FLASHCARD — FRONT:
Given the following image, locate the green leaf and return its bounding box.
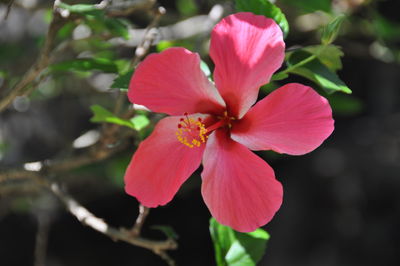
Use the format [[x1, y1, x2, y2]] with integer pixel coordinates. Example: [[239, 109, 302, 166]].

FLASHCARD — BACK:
[[90, 105, 135, 129], [57, 22, 76, 40], [303, 45, 343, 71], [130, 115, 150, 131], [90, 105, 149, 130], [57, 2, 103, 16], [372, 13, 400, 42], [156, 40, 175, 52], [235, 0, 289, 38], [328, 93, 363, 115], [321, 14, 346, 45], [104, 18, 130, 40], [151, 225, 179, 239], [177, 0, 198, 16], [280, 0, 331, 13], [287, 50, 351, 94], [50, 58, 119, 73], [270, 72, 288, 81], [210, 218, 270, 266], [111, 70, 134, 90], [106, 155, 131, 188], [58, 2, 129, 39]]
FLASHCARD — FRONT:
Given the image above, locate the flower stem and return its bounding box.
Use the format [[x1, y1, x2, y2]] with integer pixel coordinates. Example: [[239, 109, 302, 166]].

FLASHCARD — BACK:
[[272, 44, 328, 81]]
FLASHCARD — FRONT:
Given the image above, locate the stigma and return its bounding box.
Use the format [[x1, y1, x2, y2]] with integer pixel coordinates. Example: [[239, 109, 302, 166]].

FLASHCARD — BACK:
[[175, 113, 208, 148]]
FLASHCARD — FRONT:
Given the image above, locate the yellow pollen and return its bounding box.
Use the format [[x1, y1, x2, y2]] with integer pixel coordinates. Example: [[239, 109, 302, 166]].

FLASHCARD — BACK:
[[176, 117, 208, 148]]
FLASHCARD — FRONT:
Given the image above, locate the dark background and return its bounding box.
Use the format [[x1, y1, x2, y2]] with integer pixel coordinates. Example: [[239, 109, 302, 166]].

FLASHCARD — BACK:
[[1, 0, 400, 265]]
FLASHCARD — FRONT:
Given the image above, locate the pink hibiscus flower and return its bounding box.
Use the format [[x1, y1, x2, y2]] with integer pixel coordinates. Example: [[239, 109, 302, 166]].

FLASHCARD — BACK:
[[124, 12, 334, 232]]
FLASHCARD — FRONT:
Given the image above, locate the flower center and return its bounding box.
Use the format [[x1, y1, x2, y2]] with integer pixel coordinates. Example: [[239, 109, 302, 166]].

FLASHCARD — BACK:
[[176, 113, 208, 148], [175, 112, 235, 148]]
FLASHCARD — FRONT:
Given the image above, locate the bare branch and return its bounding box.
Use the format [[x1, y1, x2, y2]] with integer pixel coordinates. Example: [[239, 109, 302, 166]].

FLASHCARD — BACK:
[[0, 170, 40, 183], [2, 0, 15, 21], [112, 5, 165, 117], [0, 5, 66, 112], [110, 4, 224, 48], [131, 204, 150, 236], [0, 136, 128, 184], [34, 215, 51, 266], [131, 6, 166, 66], [0, 2, 177, 264], [106, 0, 156, 17], [48, 182, 177, 264]]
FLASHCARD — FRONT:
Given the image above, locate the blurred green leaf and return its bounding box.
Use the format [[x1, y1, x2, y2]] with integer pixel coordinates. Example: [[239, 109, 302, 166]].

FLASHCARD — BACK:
[[106, 155, 131, 188], [43, 9, 53, 23], [372, 13, 400, 42], [50, 58, 119, 73], [287, 50, 351, 94], [0, 70, 8, 79], [91, 105, 149, 131], [130, 115, 150, 131], [111, 70, 134, 90], [104, 18, 130, 40], [303, 45, 343, 71], [321, 14, 346, 45], [177, 0, 198, 16], [280, 0, 331, 13], [156, 40, 175, 52], [11, 198, 31, 213], [152, 225, 179, 239], [57, 22, 76, 40], [58, 2, 129, 39], [114, 59, 131, 74], [57, 2, 103, 16], [235, 0, 289, 38], [90, 105, 135, 129], [156, 39, 195, 52], [210, 218, 270, 266], [328, 93, 363, 115]]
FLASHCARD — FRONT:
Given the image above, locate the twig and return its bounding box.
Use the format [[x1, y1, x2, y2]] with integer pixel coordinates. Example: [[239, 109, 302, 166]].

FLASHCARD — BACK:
[[48, 182, 177, 264], [106, 0, 156, 17], [0, 2, 176, 264], [112, 5, 165, 117], [132, 5, 166, 66], [2, 0, 15, 21], [131, 204, 150, 236], [110, 4, 224, 48], [0, 170, 40, 183], [0, 137, 127, 184], [34, 215, 50, 266], [0, 4, 66, 112]]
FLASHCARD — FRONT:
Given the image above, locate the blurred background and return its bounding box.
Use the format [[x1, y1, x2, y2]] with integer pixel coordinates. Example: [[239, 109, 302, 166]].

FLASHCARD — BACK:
[[1, 0, 400, 265]]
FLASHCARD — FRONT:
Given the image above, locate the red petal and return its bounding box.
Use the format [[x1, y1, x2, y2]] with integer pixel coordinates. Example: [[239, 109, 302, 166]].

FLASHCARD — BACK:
[[231, 83, 334, 155], [124, 116, 205, 207], [201, 129, 283, 232], [210, 12, 285, 118], [128, 47, 225, 116]]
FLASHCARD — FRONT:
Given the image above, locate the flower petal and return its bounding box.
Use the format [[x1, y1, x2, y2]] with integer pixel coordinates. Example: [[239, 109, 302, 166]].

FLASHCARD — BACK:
[[124, 116, 205, 207], [201, 129, 283, 232], [231, 83, 334, 155], [128, 47, 225, 116], [210, 12, 285, 118]]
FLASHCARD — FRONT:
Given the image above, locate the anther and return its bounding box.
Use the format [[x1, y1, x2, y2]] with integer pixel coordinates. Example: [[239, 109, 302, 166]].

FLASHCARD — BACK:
[[176, 113, 208, 148]]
